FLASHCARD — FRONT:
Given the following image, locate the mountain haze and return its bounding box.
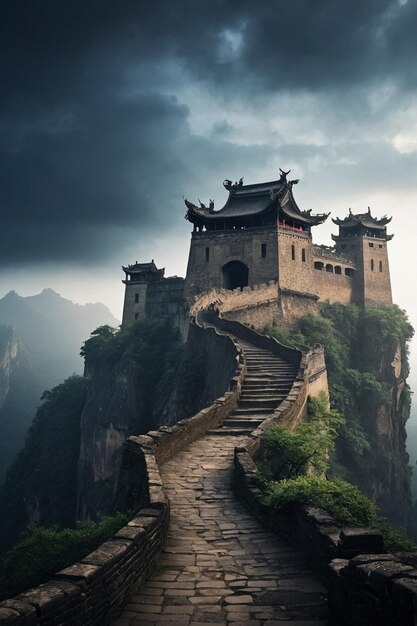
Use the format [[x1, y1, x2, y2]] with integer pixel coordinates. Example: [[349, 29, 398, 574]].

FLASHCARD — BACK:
[[0, 289, 119, 482]]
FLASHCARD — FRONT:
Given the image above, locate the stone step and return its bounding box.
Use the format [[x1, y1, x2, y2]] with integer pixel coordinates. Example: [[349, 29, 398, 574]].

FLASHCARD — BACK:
[[231, 408, 275, 416], [246, 361, 295, 374], [240, 395, 287, 403], [223, 418, 265, 427], [246, 366, 295, 372], [239, 398, 281, 408], [241, 383, 292, 390], [207, 427, 253, 436], [245, 356, 287, 362]]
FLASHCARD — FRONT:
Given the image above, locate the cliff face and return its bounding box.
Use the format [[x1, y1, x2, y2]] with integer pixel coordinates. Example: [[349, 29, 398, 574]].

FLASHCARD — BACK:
[[76, 318, 238, 521], [0, 289, 119, 485], [268, 303, 414, 529], [0, 327, 19, 405], [352, 325, 412, 526], [0, 327, 41, 483], [77, 357, 162, 520]]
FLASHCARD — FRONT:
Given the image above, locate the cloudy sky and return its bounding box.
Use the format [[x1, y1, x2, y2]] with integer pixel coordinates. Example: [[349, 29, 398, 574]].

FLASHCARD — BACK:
[[1, 1, 416, 345]]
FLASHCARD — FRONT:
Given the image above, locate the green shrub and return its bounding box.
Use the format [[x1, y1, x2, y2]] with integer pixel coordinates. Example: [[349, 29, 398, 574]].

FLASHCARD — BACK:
[[259, 392, 343, 481], [0, 512, 130, 600], [267, 476, 416, 551], [269, 475, 377, 526]]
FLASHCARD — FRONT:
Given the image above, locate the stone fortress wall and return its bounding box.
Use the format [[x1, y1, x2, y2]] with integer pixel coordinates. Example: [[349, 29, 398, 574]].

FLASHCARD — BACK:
[[184, 226, 279, 298]]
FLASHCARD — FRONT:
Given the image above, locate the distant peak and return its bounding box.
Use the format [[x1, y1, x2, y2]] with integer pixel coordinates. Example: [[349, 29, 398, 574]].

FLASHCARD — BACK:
[[40, 288, 61, 297], [2, 290, 20, 300]]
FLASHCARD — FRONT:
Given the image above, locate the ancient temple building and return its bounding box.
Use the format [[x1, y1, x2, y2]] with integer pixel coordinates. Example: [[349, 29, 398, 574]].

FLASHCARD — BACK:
[[184, 170, 328, 297], [122, 170, 393, 326]]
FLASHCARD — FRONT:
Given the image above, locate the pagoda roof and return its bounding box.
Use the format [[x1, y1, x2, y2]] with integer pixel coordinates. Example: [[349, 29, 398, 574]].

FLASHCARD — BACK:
[[122, 260, 164, 275], [184, 173, 329, 227], [332, 209, 392, 231]]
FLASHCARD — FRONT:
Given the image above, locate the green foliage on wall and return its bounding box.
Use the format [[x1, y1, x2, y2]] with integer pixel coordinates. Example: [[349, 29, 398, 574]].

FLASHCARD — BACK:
[[0, 512, 130, 601], [259, 392, 343, 481], [269, 475, 377, 527], [267, 304, 414, 469]]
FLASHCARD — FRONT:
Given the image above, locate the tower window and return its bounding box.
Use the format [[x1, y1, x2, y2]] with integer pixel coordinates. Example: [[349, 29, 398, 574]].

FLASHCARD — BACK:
[[291, 244, 295, 260], [135, 293, 139, 303], [134, 313, 139, 320], [369, 242, 374, 248], [261, 243, 267, 258], [371, 259, 374, 271], [301, 248, 306, 262], [379, 244, 383, 248], [341, 244, 346, 249], [379, 261, 383, 272], [205, 247, 210, 262]]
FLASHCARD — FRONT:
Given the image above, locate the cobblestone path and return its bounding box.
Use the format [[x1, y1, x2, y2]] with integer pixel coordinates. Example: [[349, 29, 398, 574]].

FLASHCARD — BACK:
[[114, 434, 328, 626]]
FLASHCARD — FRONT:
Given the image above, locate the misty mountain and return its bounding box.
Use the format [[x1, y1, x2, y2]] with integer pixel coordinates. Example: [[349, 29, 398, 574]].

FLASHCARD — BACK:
[[0, 289, 119, 483]]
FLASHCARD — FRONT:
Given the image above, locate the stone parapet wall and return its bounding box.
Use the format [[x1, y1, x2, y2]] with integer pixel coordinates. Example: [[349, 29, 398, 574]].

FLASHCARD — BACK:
[[233, 449, 384, 576], [189, 281, 278, 319], [328, 553, 417, 625], [0, 318, 244, 626], [0, 451, 170, 626]]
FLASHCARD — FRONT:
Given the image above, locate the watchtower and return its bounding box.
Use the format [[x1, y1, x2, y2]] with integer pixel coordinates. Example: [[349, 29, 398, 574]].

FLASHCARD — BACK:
[[122, 261, 164, 324], [184, 171, 328, 299], [332, 209, 393, 306]]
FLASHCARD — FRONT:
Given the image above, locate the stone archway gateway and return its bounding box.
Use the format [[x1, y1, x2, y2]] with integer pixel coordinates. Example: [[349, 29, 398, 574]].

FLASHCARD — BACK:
[[222, 260, 249, 290]]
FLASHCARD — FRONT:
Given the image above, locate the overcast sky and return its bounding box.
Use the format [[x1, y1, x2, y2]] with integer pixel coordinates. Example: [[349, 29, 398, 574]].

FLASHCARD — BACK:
[[1, 1, 416, 359]]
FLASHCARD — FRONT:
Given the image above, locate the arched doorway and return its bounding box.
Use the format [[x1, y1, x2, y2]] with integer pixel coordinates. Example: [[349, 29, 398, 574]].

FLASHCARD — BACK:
[[222, 261, 249, 290]]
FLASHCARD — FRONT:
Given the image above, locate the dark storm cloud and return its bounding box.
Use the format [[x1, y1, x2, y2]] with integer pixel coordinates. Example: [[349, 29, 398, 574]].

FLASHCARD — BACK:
[[1, 0, 416, 264]]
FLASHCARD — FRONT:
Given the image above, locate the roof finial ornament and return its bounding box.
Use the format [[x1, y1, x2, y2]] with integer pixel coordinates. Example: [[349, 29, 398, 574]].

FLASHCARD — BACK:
[[209, 199, 214, 211], [349, 207, 352, 215], [238, 177, 244, 186], [198, 198, 206, 209], [223, 178, 232, 190], [288, 178, 300, 188], [368, 206, 371, 214], [279, 168, 291, 183]]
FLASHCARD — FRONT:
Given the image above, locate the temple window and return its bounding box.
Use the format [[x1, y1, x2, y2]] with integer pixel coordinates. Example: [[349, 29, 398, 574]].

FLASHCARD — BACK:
[[291, 244, 295, 260], [134, 313, 139, 320], [371, 259, 374, 271], [345, 268, 353, 276], [205, 247, 210, 262], [379, 261, 383, 272], [335, 266, 342, 275], [135, 293, 139, 303], [369, 242, 374, 247], [261, 243, 267, 258], [301, 248, 306, 262], [314, 261, 324, 270], [326, 264, 333, 273]]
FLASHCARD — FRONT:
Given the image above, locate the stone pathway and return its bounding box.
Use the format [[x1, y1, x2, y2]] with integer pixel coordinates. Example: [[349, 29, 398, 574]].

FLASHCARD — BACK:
[[113, 434, 328, 625], [113, 337, 328, 625]]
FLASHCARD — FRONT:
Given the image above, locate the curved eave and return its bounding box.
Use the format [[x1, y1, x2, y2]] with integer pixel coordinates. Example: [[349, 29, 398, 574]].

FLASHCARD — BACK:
[[333, 214, 392, 229], [185, 197, 277, 223], [281, 189, 329, 225]]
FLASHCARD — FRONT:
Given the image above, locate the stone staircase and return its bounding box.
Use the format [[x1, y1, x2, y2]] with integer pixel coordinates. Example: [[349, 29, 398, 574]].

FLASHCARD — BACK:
[[208, 342, 298, 436]]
